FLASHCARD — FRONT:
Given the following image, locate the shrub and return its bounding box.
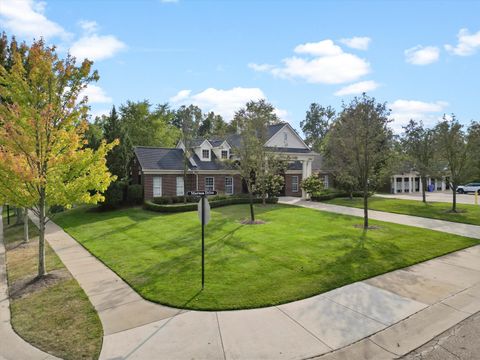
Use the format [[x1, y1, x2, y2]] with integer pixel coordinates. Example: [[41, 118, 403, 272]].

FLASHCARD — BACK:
[[49, 204, 65, 214], [126, 184, 143, 205], [310, 191, 368, 201], [144, 196, 278, 213], [301, 176, 324, 197], [100, 181, 126, 210]]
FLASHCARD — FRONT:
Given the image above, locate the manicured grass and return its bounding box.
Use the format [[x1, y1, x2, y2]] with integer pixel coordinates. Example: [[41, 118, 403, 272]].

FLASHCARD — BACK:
[[2, 212, 103, 360], [324, 196, 480, 226], [54, 204, 479, 310]]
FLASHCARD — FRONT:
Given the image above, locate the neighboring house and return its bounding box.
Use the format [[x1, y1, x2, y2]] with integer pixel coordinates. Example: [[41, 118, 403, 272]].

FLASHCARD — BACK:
[[132, 122, 328, 200], [390, 171, 451, 193]]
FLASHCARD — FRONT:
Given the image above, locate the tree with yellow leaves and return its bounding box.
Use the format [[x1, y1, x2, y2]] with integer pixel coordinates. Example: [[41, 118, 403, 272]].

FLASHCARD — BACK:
[[0, 38, 117, 277]]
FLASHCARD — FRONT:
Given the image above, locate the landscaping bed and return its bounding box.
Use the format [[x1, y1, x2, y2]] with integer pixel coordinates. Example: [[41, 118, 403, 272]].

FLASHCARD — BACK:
[[2, 209, 103, 360], [324, 196, 480, 226], [54, 204, 479, 311]]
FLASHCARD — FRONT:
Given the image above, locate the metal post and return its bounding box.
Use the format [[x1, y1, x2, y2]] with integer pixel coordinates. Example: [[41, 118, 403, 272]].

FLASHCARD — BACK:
[[201, 196, 205, 289]]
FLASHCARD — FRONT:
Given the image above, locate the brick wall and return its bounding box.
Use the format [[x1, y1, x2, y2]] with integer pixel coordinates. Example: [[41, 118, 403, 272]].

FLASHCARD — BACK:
[[285, 173, 302, 197], [143, 173, 245, 200]]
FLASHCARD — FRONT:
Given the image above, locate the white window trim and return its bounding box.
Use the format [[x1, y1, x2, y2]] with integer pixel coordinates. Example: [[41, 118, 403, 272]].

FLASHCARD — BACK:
[[153, 176, 162, 197], [176, 176, 184, 196], [225, 176, 234, 195], [205, 177, 215, 192], [292, 176, 299, 193], [221, 150, 229, 159], [202, 149, 210, 160]]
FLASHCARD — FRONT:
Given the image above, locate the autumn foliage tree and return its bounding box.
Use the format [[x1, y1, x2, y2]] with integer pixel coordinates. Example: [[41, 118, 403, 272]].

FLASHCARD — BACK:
[[0, 39, 117, 277]]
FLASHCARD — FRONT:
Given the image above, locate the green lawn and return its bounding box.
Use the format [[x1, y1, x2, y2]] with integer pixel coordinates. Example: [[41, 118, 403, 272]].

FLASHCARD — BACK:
[[2, 210, 103, 360], [325, 196, 480, 226], [54, 204, 479, 310]]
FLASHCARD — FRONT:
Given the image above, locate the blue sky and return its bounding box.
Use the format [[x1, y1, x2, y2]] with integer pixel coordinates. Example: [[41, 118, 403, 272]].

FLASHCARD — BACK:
[[1, 0, 479, 133]]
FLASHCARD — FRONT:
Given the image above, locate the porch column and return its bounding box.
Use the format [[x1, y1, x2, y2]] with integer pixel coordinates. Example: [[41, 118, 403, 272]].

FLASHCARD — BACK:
[[408, 177, 412, 193], [402, 177, 405, 193], [393, 177, 397, 194], [442, 177, 446, 191], [301, 159, 312, 199], [419, 178, 423, 193]]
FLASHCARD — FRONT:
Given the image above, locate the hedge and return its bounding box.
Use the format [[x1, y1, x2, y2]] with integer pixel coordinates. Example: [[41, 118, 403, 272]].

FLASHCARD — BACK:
[[144, 197, 278, 213], [310, 191, 366, 201]]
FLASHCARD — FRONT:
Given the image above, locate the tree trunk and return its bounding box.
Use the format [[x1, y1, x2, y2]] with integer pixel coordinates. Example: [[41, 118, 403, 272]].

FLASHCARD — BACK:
[[249, 191, 255, 222], [15, 207, 23, 225], [262, 192, 266, 206], [363, 184, 369, 229], [23, 208, 29, 243], [452, 185, 457, 213], [38, 194, 46, 277], [421, 176, 427, 203]]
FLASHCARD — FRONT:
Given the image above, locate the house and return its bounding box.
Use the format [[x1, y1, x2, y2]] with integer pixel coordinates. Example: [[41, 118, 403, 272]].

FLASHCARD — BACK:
[[132, 122, 328, 200], [390, 172, 450, 193]]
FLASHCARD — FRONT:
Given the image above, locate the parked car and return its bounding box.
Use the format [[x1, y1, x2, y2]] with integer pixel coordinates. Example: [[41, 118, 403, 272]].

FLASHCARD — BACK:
[[457, 183, 480, 194]]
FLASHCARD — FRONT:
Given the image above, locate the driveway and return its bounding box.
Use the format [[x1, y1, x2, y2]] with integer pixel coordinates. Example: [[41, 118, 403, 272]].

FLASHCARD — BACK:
[[377, 191, 478, 205]]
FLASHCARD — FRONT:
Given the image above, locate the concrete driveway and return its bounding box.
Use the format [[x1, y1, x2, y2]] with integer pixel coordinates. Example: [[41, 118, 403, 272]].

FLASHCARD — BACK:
[[377, 191, 478, 205]]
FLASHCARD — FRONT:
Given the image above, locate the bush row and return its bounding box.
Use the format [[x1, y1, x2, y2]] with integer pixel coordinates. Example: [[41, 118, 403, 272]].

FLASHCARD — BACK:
[[100, 181, 143, 210], [144, 196, 278, 213], [152, 194, 235, 205], [310, 191, 366, 201]]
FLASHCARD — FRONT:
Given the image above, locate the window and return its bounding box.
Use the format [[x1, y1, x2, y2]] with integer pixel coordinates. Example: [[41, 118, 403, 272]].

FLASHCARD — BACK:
[[202, 149, 210, 159], [225, 177, 234, 195], [283, 132, 288, 146], [205, 177, 214, 192], [292, 176, 299, 192], [323, 175, 329, 189], [221, 150, 228, 159], [153, 176, 162, 197], [176, 176, 184, 196]]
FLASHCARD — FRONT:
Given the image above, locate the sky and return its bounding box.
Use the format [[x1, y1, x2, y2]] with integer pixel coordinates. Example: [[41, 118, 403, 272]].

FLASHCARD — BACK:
[[1, 0, 479, 134]]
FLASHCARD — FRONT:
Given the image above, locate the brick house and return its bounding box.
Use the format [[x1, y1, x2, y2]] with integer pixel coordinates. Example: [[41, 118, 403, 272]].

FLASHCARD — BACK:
[[132, 122, 328, 200]]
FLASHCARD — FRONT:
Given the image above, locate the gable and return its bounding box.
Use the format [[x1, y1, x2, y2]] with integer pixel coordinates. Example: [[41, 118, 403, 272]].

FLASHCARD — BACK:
[[264, 124, 309, 150]]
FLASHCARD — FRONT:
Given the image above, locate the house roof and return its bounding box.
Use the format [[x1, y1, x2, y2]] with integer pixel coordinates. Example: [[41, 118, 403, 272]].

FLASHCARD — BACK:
[[134, 147, 186, 170]]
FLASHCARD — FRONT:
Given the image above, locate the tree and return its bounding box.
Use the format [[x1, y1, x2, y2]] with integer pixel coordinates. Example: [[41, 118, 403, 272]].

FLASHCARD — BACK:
[[402, 120, 437, 203], [467, 121, 480, 179], [300, 176, 324, 197], [324, 94, 392, 229], [175, 105, 202, 202], [434, 115, 473, 212], [300, 104, 335, 152], [0, 39, 117, 277], [198, 111, 227, 137], [231, 100, 280, 220], [84, 117, 104, 150]]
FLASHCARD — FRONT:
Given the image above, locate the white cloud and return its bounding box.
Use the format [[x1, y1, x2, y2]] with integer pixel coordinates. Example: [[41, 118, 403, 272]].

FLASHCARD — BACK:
[[251, 39, 371, 84], [340, 37, 371, 50], [248, 63, 275, 72], [169, 87, 287, 121], [70, 34, 126, 61], [389, 99, 449, 133], [334, 80, 380, 96], [169, 89, 192, 103], [405, 45, 440, 65], [294, 40, 343, 56], [80, 85, 112, 104], [0, 0, 69, 40], [445, 28, 480, 56], [78, 20, 99, 34]]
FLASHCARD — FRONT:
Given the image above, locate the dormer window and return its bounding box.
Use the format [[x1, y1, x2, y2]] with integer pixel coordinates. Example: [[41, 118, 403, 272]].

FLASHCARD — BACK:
[[202, 149, 210, 159], [221, 150, 228, 159]]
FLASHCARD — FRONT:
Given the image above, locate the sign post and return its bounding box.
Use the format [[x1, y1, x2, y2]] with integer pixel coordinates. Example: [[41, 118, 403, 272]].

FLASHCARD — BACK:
[[188, 190, 217, 289]]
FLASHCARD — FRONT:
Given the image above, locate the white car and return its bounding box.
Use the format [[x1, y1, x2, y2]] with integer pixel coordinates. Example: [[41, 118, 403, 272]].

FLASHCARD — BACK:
[[457, 183, 480, 194]]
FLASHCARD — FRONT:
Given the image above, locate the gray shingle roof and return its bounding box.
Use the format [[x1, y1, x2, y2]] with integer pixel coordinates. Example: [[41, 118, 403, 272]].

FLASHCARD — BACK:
[[134, 147, 186, 170]]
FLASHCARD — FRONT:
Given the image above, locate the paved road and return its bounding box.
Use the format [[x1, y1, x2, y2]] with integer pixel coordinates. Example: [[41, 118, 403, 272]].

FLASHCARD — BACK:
[[401, 311, 480, 360], [27, 208, 480, 360], [377, 191, 478, 205], [0, 209, 59, 360]]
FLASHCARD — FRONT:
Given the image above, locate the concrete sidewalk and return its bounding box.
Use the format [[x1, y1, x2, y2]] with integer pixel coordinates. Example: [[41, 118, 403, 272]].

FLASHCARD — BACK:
[[376, 192, 477, 205], [279, 197, 480, 240], [0, 209, 59, 360], [28, 210, 480, 359]]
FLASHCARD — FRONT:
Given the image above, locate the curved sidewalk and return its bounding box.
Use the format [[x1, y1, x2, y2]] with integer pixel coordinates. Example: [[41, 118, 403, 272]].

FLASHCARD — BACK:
[[0, 210, 58, 360], [28, 208, 480, 360]]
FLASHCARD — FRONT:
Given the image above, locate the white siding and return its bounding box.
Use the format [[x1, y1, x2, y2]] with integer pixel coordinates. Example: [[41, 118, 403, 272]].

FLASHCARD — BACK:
[[265, 125, 308, 149]]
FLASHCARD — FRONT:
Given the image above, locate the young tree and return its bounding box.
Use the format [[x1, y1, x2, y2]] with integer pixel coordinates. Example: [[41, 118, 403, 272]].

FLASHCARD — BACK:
[[300, 175, 324, 197], [467, 121, 480, 179], [402, 120, 437, 203], [434, 115, 473, 212], [324, 94, 392, 229], [300, 104, 335, 152], [175, 105, 202, 202], [0, 39, 117, 277], [231, 100, 280, 221]]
